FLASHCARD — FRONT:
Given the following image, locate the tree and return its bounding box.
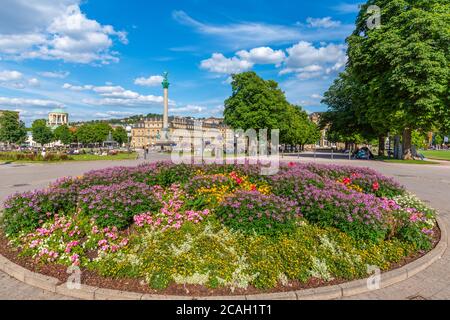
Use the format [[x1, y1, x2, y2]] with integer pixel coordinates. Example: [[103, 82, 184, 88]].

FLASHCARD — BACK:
[[53, 124, 73, 145], [283, 105, 320, 149], [224, 72, 292, 132], [75, 123, 113, 145], [0, 111, 27, 146], [347, 0, 450, 159], [75, 124, 96, 145], [93, 122, 112, 143], [113, 126, 128, 145], [320, 72, 387, 153], [31, 119, 53, 146]]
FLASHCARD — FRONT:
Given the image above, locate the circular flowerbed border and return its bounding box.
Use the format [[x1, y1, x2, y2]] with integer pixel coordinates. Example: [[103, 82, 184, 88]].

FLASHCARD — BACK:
[[0, 216, 446, 300], [0, 162, 446, 299]]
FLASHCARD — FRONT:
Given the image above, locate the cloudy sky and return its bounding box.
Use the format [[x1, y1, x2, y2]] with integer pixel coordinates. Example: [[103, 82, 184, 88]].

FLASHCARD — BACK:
[[0, 0, 362, 125]]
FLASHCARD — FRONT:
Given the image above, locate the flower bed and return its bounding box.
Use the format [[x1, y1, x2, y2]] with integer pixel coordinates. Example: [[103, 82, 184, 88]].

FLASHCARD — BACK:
[[0, 162, 438, 293]]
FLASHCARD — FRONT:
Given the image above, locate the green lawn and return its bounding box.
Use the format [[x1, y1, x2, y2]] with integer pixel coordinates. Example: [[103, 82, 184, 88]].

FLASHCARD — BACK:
[[421, 150, 450, 161], [71, 153, 138, 161], [375, 156, 439, 165], [0, 152, 138, 163], [382, 159, 439, 165]]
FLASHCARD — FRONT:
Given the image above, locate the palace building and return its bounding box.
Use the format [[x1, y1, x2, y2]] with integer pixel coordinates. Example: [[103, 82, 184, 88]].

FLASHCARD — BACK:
[[131, 116, 228, 148]]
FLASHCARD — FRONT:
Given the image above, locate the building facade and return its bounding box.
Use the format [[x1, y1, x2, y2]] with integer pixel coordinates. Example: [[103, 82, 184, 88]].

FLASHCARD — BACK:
[[131, 116, 228, 148], [48, 108, 69, 129]]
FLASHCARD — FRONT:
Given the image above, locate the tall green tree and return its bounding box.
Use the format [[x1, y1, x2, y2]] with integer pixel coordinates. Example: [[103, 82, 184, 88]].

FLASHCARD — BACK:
[[31, 119, 53, 146], [75, 123, 113, 145], [113, 126, 128, 145], [347, 0, 450, 159], [53, 124, 73, 145], [75, 124, 96, 145], [93, 122, 112, 143], [283, 105, 320, 149], [320, 72, 388, 153], [0, 111, 27, 145], [224, 72, 291, 132]]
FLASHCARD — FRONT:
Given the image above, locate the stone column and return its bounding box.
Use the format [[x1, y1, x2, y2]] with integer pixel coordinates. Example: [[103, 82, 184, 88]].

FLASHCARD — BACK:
[[163, 87, 169, 130], [161, 72, 170, 140]]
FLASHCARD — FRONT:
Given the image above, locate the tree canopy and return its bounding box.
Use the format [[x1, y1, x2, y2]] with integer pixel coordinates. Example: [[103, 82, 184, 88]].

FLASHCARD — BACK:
[[113, 126, 128, 145], [0, 111, 27, 145], [224, 71, 319, 146], [31, 119, 54, 146], [75, 122, 114, 145], [322, 0, 450, 158], [53, 124, 74, 145]]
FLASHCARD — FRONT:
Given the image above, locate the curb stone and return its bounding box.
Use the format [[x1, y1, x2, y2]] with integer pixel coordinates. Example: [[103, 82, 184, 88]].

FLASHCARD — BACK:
[[0, 217, 447, 300], [56, 284, 97, 300], [295, 286, 342, 300], [94, 288, 144, 300]]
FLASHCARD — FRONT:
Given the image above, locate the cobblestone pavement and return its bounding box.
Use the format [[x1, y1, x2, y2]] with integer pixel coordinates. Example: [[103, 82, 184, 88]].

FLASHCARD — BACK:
[[0, 155, 449, 300]]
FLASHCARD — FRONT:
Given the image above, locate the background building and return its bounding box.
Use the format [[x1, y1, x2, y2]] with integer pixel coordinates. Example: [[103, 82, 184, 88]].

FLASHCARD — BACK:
[[48, 108, 69, 129], [131, 116, 228, 148]]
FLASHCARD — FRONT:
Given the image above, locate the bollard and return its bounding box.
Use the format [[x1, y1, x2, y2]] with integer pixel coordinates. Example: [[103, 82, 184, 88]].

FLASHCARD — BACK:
[[331, 148, 334, 160]]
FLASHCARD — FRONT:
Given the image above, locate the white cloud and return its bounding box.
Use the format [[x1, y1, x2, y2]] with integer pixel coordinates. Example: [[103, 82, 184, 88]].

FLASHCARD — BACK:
[[0, 96, 64, 108], [173, 10, 354, 49], [0, 2, 127, 64], [38, 71, 70, 79], [83, 95, 164, 107], [0, 70, 41, 89], [28, 78, 40, 87], [134, 75, 164, 87], [200, 53, 253, 74], [306, 17, 341, 29], [280, 41, 347, 79], [332, 3, 361, 14], [285, 41, 347, 68], [62, 83, 93, 91], [62, 82, 167, 107], [173, 10, 302, 48], [236, 47, 286, 66], [169, 105, 205, 114], [0, 70, 23, 82], [93, 111, 135, 119], [311, 94, 324, 100]]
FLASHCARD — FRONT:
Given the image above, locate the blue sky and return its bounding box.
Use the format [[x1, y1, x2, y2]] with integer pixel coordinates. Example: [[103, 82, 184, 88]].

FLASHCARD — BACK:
[[0, 0, 362, 125]]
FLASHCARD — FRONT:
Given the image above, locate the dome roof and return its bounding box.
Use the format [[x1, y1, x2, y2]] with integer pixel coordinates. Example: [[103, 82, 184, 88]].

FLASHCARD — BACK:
[[50, 108, 68, 114]]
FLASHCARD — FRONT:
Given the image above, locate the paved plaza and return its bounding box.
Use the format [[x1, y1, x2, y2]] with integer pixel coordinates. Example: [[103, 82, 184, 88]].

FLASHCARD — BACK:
[[1, 155, 449, 300]]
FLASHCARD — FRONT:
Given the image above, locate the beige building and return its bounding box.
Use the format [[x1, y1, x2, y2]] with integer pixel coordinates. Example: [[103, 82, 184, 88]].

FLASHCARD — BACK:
[[132, 116, 228, 148], [48, 108, 69, 128]]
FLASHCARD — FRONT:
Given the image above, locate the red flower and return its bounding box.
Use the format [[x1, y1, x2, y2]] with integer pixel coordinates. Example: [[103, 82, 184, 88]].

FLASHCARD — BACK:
[[372, 181, 380, 191], [343, 177, 351, 185], [288, 162, 296, 167], [250, 184, 257, 191]]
